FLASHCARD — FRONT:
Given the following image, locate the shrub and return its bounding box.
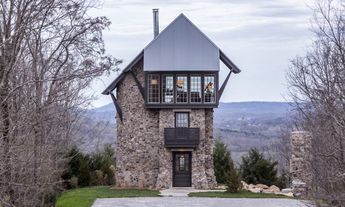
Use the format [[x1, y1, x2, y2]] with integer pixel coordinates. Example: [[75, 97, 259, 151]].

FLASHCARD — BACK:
[[240, 148, 278, 186], [213, 139, 233, 184], [275, 170, 289, 189], [62, 146, 91, 188], [226, 168, 241, 193], [62, 144, 116, 189], [90, 144, 116, 185]]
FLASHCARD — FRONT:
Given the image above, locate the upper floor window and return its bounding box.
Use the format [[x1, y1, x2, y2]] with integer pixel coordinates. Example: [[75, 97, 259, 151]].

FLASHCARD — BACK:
[[204, 75, 215, 103], [190, 76, 202, 103], [148, 74, 160, 103], [162, 75, 174, 103], [176, 75, 188, 103], [175, 112, 189, 128], [146, 73, 217, 105]]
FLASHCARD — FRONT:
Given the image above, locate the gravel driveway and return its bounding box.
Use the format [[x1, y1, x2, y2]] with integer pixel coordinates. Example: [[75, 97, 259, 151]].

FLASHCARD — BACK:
[[92, 197, 309, 207]]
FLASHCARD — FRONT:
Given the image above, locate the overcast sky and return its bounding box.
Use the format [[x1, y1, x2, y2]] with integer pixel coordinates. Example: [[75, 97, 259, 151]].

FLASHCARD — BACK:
[[89, 0, 315, 108]]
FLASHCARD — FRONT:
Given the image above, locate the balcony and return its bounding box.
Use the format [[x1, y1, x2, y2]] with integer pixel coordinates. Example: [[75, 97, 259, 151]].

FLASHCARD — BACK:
[[164, 128, 200, 148]]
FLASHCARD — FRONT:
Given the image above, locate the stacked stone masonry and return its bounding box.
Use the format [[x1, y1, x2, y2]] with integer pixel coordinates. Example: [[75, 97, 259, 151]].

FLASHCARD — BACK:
[[115, 61, 217, 189], [290, 131, 312, 197]]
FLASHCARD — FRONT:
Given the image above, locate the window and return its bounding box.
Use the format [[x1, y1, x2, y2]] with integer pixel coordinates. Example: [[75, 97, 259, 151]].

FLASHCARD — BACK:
[[204, 75, 215, 103], [162, 75, 174, 103], [179, 155, 185, 171], [190, 76, 202, 103], [175, 112, 189, 128], [148, 74, 160, 103], [176, 75, 188, 103], [146, 73, 217, 105]]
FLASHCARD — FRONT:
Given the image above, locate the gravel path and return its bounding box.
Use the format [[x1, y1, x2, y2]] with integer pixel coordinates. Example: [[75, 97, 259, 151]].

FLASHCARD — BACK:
[[92, 197, 310, 207]]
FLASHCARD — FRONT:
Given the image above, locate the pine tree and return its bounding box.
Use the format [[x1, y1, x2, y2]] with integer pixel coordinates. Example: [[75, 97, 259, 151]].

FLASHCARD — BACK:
[[213, 139, 233, 184], [240, 148, 278, 186], [226, 164, 241, 193]]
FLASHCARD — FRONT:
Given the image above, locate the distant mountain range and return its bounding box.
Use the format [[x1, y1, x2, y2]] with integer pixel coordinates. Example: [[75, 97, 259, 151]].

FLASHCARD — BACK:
[[78, 102, 294, 163]]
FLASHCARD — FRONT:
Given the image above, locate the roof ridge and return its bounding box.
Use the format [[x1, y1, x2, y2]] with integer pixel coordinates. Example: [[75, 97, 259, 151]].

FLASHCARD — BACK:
[[144, 13, 219, 50]]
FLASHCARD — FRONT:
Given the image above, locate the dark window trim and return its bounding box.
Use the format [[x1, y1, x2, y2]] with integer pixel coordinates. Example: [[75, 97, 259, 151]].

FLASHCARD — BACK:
[[145, 71, 219, 107], [147, 74, 160, 104], [204, 74, 217, 104], [175, 112, 190, 128], [190, 75, 202, 104], [175, 74, 188, 104], [161, 74, 174, 104]]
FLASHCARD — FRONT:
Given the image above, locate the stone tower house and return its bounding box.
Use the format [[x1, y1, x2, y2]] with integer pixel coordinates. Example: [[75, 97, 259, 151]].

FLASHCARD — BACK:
[[102, 10, 240, 189]]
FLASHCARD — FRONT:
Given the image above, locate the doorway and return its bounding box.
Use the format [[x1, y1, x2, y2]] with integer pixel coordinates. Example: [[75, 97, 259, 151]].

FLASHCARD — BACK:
[[172, 151, 192, 187]]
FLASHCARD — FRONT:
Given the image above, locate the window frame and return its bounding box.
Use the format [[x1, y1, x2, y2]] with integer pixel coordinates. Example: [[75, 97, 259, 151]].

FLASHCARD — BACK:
[[203, 74, 216, 104], [145, 72, 218, 108], [175, 74, 189, 104], [190, 75, 202, 104], [147, 73, 161, 103], [175, 112, 190, 128], [162, 74, 174, 104]]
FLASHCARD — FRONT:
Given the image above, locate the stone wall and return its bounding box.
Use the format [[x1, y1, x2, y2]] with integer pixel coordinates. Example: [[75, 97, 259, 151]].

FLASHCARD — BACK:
[[116, 60, 160, 189], [290, 131, 312, 197], [115, 60, 216, 189], [154, 109, 216, 189]]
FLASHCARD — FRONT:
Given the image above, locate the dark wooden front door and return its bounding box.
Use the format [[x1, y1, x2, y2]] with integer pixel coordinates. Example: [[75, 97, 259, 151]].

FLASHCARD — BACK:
[[173, 152, 192, 187]]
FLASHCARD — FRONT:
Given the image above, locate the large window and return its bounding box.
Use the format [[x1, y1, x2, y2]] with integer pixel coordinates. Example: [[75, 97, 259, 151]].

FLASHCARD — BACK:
[[148, 74, 160, 103], [190, 76, 202, 103], [146, 73, 217, 105], [162, 75, 174, 103], [175, 112, 189, 128], [204, 75, 215, 103], [176, 75, 188, 103]]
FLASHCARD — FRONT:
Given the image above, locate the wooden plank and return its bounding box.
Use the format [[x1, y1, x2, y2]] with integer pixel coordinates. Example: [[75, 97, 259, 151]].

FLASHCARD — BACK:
[[217, 71, 232, 102], [110, 92, 123, 122], [129, 70, 145, 100]]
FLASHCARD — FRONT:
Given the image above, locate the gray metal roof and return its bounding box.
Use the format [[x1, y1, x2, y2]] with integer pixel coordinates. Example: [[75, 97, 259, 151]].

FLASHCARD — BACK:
[[102, 13, 241, 94], [144, 14, 219, 71]]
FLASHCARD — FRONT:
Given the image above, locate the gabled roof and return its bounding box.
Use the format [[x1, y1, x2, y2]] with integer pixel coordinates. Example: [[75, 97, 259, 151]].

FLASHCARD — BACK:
[[144, 14, 219, 71], [102, 13, 241, 95]]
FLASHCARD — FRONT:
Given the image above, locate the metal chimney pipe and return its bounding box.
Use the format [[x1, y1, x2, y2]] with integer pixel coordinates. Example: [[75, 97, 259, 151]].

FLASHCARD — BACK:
[[153, 9, 159, 38]]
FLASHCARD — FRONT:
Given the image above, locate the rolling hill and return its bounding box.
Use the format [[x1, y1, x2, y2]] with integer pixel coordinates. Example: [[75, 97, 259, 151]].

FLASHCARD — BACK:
[[79, 101, 293, 163]]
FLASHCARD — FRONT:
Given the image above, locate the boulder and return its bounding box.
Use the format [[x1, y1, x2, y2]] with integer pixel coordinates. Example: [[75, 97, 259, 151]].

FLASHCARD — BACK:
[[248, 184, 263, 193], [217, 184, 227, 190], [241, 181, 249, 190], [281, 188, 293, 194], [262, 185, 280, 194], [255, 184, 269, 189], [249, 187, 262, 193]]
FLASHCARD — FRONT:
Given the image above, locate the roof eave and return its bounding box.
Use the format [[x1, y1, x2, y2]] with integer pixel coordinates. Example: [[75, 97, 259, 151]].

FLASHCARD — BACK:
[[219, 50, 241, 74], [102, 50, 144, 95]]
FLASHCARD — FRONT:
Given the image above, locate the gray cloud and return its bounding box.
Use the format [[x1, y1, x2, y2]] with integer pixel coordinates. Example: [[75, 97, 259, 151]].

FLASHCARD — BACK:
[[89, 0, 314, 107], [214, 21, 310, 42]]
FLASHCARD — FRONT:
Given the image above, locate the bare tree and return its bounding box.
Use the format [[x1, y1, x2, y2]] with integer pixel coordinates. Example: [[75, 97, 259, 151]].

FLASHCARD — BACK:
[[0, 0, 120, 206], [287, 0, 345, 205]]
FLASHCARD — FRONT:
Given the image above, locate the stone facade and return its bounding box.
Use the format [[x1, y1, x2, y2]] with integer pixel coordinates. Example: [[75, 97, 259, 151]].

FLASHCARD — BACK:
[[115, 60, 217, 189], [290, 131, 312, 197]]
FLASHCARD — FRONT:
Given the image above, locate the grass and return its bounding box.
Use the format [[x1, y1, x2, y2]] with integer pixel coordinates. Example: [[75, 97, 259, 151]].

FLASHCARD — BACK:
[[56, 186, 160, 207], [188, 190, 290, 198]]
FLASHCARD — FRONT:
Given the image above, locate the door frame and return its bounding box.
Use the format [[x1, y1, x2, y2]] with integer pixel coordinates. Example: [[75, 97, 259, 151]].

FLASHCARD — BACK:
[[172, 151, 192, 187]]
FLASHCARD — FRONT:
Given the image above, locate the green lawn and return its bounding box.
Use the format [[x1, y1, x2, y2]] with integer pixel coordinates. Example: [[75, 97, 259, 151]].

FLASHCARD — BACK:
[[56, 186, 160, 207], [188, 191, 290, 198]]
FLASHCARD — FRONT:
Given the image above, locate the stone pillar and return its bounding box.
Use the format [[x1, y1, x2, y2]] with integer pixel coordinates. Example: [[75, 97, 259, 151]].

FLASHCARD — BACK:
[[290, 131, 312, 197]]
